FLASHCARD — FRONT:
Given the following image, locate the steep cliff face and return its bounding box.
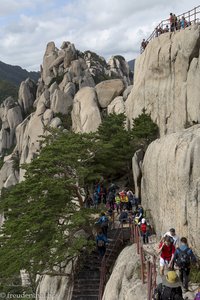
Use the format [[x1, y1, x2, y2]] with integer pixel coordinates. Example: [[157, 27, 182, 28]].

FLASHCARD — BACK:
[[142, 125, 200, 254], [36, 262, 74, 300], [126, 24, 200, 136]]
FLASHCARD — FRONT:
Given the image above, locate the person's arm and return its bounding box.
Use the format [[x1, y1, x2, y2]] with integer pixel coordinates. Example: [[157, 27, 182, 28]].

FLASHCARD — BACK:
[[173, 249, 178, 262], [188, 249, 197, 264], [157, 242, 164, 254], [95, 217, 102, 225], [168, 254, 174, 267], [168, 245, 176, 267]]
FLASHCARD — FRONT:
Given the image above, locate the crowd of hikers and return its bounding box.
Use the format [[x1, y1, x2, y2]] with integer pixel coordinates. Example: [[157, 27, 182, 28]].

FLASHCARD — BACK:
[[90, 182, 200, 300], [141, 12, 193, 52], [155, 227, 199, 299], [91, 182, 151, 257]]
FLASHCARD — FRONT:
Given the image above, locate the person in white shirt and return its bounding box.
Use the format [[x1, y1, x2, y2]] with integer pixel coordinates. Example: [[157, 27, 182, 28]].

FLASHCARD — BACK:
[[163, 228, 180, 247]]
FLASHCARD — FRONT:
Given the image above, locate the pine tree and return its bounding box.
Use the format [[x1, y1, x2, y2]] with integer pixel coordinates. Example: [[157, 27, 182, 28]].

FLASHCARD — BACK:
[[0, 111, 159, 288]]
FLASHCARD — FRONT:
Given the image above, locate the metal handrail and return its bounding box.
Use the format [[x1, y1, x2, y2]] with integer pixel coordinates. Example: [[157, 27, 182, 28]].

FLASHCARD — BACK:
[[134, 224, 157, 300], [141, 5, 200, 53], [98, 220, 157, 300], [98, 223, 123, 300]]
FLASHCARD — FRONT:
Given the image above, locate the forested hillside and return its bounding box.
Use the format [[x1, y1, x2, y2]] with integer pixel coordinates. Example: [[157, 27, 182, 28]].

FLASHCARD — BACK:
[[0, 79, 18, 103], [0, 61, 39, 86]]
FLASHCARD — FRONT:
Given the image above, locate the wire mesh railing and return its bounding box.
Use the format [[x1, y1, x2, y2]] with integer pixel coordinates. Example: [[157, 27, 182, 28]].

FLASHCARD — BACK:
[[141, 5, 200, 53]]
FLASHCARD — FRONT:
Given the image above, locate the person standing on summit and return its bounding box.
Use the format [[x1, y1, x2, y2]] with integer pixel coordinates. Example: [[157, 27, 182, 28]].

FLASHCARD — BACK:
[[169, 13, 175, 32]]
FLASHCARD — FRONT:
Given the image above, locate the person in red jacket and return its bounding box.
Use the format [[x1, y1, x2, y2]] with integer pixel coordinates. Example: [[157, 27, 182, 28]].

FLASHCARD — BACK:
[[140, 218, 150, 244], [158, 236, 175, 276]]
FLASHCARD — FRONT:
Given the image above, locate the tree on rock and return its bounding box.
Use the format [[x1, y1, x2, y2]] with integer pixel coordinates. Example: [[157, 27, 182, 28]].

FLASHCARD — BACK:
[[0, 111, 158, 289]]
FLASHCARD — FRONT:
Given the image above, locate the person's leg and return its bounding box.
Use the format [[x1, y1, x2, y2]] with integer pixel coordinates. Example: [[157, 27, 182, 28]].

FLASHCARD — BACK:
[[179, 268, 183, 284], [146, 232, 149, 244], [99, 247, 105, 258], [102, 226, 106, 236], [142, 233, 145, 244], [97, 246, 101, 257], [183, 268, 190, 290], [104, 226, 108, 237], [160, 258, 165, 276]]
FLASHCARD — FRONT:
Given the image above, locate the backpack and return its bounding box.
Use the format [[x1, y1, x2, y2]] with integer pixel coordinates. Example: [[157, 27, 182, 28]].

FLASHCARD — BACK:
[[153, 284, 183, 300], [161, 286, 183, 300], [97, 239, 105, 247], [175, 248, 190, 269], [140, 223, 147, 233]]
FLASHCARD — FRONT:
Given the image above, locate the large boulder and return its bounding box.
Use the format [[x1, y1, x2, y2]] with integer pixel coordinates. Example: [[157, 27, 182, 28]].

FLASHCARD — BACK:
[[142, 125, 200, 255], [126, 24, 200, 136], [108, 55, 131, 86], [42, 42, 58, 86], [123, 85, 133, 101], [96, 79, 125, 108], [132, 149, 144, 198], [50, 89, 73, 115], [107, 96, 125, 114], [71, 87, 101, 133], [103, 245, 147, 300], [18, 78, 37, 115], [36, 261, 74, 300], [0, 97, 23, 155], [0, 156, 19, 189], [68, 59, 95, 89]]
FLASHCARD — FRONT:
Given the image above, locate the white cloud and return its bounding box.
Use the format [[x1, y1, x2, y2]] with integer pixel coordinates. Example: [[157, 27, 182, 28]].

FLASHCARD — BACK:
[[0, 0, 199, 70]]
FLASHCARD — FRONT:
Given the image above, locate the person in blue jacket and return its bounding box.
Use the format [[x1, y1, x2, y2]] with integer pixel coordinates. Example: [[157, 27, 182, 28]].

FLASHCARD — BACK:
[[173, 237, 197, 292], [96, 230, 108, 258], [95, 212, 109, 237]]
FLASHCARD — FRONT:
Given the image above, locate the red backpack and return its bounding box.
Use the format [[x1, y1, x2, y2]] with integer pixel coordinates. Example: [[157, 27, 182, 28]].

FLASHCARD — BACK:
[[141, 223, 147, 233]]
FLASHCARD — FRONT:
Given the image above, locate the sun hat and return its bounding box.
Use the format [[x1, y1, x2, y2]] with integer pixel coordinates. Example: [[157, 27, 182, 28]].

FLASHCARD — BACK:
[[162, 271, 181, 288], [141, 218, 146, 224]]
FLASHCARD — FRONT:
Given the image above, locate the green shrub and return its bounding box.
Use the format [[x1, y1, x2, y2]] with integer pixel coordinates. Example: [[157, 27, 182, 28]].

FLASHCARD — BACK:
[[190, 265, 200, 283]]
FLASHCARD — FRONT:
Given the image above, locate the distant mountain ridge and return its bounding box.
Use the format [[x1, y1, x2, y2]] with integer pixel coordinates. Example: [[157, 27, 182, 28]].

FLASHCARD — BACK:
[[0, 61, 40, 86], [128, 59, 135, 72]]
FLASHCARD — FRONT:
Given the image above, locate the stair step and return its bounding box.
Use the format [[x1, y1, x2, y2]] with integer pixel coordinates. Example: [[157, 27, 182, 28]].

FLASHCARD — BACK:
[[72, 296, 98, 300], [73, 289, 99, 295], [73, 285, 99, 290], [77, 272, 100, 279], [74, 278, 100, 283], [72, 227, 130, 300]]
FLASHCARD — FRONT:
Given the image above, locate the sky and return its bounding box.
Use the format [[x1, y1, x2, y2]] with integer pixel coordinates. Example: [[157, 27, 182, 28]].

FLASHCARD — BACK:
[[0, 0, 199, 71]]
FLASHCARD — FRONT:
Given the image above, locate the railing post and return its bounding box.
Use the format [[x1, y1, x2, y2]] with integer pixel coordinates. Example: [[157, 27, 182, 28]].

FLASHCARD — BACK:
[[153, 255, 157, 290], [140, 246, 145, 284], [136, 227, 140, 254], [112, 212, 115, 229], [194, 7, 196, 23], [134, 225, 136, 243], [147, 261, 151, 300]]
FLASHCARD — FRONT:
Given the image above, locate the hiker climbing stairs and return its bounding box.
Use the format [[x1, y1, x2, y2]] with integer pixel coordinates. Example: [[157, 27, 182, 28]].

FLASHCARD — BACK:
[[71, 226, 131, 300]]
